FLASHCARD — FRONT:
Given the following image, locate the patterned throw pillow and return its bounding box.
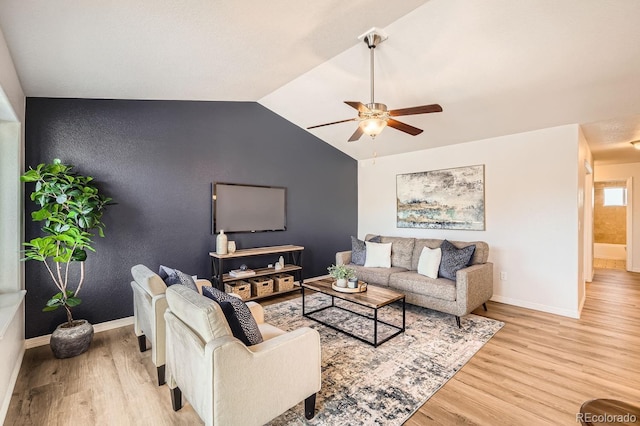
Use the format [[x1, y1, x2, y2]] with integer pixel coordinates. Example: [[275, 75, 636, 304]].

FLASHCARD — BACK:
[[202, 286, 263, 346], [202, 285, 231, 302], [438, 240, 476, 281], [159, 265, 199, 293], [351, 235, 382, 266], [174, 270, 199, 292], [218, 299, 264, 346]]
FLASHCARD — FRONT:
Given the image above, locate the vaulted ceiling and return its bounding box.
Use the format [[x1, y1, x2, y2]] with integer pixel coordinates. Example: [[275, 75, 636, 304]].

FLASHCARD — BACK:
[[1, 0, 639, 162]]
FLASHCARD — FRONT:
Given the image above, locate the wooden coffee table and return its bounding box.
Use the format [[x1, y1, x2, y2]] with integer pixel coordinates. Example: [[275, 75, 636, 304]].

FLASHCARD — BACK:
[[301, 278, 405, 347]]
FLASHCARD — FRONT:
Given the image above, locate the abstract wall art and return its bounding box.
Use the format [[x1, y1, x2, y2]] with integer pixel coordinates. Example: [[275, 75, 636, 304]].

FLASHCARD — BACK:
[[397, 165, 485, 230]]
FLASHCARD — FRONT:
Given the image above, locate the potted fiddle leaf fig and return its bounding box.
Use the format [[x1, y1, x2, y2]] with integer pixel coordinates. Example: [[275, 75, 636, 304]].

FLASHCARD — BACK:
[[21, 158, 112, 358]]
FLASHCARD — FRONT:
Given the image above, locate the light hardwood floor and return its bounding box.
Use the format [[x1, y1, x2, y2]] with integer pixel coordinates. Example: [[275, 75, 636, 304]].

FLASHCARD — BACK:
[[594, 257, 627, 270], [7, 268, 640, 425]]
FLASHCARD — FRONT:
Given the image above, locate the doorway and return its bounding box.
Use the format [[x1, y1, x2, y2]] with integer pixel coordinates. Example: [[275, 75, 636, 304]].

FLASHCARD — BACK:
[[593, 180, 630, 270]]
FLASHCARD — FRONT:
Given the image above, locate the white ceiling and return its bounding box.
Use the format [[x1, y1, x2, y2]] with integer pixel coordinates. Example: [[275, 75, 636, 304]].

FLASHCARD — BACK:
[[1, 0, 639, 163]]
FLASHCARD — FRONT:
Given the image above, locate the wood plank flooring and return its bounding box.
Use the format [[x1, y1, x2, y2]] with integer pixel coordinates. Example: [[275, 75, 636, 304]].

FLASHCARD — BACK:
[[6, 268, 640, 425], [593, 257, 627, 270]]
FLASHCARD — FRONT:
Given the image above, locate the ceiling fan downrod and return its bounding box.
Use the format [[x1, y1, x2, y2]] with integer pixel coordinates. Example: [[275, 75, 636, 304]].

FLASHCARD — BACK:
[[364, 33, 382, 106]]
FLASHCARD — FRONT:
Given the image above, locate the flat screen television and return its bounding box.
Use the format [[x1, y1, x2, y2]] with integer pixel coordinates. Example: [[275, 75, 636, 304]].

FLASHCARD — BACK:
[[212, 183, 287, 233]]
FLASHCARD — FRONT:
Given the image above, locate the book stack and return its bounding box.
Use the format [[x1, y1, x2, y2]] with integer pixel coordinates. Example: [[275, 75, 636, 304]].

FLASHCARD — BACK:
[[229, 269, 256, 278]]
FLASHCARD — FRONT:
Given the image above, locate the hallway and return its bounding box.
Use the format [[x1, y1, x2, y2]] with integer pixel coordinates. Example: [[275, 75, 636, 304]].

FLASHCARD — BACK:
[[593, 258, 626, 270]]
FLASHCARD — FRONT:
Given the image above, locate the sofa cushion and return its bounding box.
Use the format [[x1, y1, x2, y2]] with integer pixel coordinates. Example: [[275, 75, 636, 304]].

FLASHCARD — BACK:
[[166, 285, 231, 344], [389, 271, 457, 301], [351, 235, 381, 266], [364, 241, 392, 268], [371, 235, 415, 269], [257, 323, 286, 341], [417, 246, 442, 279], [438, 240, 476, 280], [348, 264, 408, 286]]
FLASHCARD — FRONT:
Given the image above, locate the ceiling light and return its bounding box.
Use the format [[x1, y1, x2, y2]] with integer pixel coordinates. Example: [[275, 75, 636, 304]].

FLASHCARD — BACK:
[[359, 118, 387, 138], [631, 141, 640, 150]]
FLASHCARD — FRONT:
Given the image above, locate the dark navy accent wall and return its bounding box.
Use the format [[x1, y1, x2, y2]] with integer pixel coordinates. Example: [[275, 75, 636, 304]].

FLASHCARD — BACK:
[[24, 98, 357, 338]]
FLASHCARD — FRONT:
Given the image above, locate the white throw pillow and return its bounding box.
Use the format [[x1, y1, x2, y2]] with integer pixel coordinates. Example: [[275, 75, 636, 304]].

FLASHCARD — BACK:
[[417, 246, 442, 279], [364, 241, 392, 268]]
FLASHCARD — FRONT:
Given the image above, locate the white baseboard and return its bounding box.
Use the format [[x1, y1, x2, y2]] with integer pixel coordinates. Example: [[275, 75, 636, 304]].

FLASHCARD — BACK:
[[25, 316, 134, 349], [0, 346, 24, 424], [490, 295, 580, 319]]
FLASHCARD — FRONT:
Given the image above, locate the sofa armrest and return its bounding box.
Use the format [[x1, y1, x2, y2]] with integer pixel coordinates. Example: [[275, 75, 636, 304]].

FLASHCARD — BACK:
[[208, 327, 321, 425], [245, 301, 264, 324], [455, 262, 493, 315], [336, 250, 352, 266], [195, 278, 212, 295], [151, 294, 168, 365]]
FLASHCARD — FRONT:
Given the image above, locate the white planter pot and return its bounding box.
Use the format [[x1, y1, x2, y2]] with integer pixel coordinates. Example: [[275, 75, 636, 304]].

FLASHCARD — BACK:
[[336, 278, 347, 288]]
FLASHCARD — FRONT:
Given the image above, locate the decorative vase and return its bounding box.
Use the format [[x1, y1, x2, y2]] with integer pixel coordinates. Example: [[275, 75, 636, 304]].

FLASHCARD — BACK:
[[227, 241, 236, 254], [336, 278, 347, 288], [348, 277, 358, 288], [278, 255, 285, 268], [50, 319, 94, 359], [216, 230, 228, 255]]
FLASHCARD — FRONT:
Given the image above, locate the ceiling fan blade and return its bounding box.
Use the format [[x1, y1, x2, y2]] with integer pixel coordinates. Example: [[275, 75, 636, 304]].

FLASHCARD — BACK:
[[389, 104, 443, 117], [387, 118, 423, 136], [344, 101, 371, 113], [348, 125, 364, 142], [307, 118, 357, 129]]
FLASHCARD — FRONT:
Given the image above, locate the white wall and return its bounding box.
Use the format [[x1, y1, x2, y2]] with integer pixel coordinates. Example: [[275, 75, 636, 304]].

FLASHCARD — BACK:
[[359, 124, 583, 318], [0, 24, 25, 424], [577, 126, 593, 313], [595, 162, 640, 272]]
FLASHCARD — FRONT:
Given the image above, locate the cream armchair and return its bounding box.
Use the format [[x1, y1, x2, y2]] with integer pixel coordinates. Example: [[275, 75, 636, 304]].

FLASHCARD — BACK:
[[164, 285, 322, 426], [130, 264, 212, 385]]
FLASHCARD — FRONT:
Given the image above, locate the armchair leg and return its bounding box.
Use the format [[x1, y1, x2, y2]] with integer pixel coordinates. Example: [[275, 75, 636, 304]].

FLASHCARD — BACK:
[[170, 386, 182, 411], [157, 365, 166, 386], [483, 303, 488, 311], [304, 393, 317, 420], [455, 316, 461, 328], [137, 335, 147, 352]]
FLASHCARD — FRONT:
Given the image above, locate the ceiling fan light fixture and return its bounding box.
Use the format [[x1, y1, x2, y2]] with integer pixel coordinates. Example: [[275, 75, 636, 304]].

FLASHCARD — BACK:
[[360, 118, 387, 138], [631, 140, 640, 150]]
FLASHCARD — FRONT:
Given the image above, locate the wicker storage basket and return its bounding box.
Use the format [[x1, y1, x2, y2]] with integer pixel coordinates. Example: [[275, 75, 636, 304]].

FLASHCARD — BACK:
[[249, 277, 274, 297], [224, 281, 251, 300], [272, 273, 294, 292]]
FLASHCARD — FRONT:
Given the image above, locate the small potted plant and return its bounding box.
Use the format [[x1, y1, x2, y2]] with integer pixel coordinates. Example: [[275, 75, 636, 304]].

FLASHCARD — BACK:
[[327, 264, 355, 288], [21, 159, 112, 358]]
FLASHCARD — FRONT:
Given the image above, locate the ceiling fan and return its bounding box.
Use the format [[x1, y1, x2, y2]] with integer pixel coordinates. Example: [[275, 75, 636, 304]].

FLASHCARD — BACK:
[[307, 29, 443, 142]]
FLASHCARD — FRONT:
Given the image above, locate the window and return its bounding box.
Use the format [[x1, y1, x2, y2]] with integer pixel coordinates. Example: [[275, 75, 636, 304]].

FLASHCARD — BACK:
[[603, 187, 626, 206]]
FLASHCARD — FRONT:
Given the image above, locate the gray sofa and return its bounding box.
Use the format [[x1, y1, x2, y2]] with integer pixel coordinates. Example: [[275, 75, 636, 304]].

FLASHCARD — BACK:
[[336, 235, 493, 327]]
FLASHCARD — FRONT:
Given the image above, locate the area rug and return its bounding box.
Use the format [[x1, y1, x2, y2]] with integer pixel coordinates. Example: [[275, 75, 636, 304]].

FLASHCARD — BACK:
[[265, 293, 504, 425]]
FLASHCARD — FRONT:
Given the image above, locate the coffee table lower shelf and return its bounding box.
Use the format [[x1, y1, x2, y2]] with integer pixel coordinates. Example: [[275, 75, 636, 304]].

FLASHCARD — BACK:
[[301, 284, 405, 347]]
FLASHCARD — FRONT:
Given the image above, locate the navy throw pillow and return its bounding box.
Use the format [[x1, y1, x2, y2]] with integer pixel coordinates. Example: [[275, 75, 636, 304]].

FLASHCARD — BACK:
[[218, 299, 264, 346], [438, 240, 476, 281], [202, 286, 263, 346], [202, 286, 232, 302]]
